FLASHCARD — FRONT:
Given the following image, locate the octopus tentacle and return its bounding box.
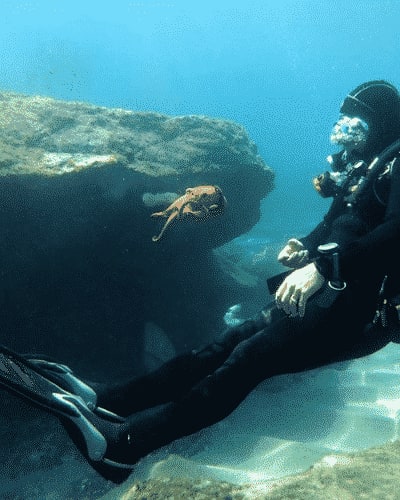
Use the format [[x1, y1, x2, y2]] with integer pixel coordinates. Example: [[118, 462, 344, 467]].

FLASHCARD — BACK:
[[177, 199, 192, 217], [152, 211, 179, 242]]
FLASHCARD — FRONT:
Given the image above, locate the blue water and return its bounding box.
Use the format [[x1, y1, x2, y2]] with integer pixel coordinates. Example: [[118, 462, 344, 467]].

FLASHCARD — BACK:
[[2, 0, 400, 241]]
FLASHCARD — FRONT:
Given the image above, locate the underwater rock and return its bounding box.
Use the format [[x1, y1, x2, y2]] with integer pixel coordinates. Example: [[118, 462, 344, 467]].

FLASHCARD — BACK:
[[142, 191, 179, 208], [143, 321, 176, 371], [223, 303, 245, 326], [109, 476, 246, 499], [263, 439, 400, 499], [101, 439, 400, 499], [0, 91, 273, 377]]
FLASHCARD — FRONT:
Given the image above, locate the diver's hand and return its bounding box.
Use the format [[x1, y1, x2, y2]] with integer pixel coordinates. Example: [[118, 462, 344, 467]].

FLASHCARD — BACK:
[[275, 263, 325, 318], [277, 238, 309, 268]]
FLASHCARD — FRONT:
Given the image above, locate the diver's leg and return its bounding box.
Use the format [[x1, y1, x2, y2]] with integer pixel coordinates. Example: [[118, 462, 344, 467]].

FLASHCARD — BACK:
[[96, 346, 227, 416], [54, 291, 386, 470], [97, 309, 271, 416], [106, 293, 381, 464], [106, 306, 340, 464]]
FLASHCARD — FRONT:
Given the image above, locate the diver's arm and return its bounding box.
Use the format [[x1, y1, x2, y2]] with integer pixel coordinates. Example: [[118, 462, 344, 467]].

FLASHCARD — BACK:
[[339, 215, 400, 281], [299, 194, 345, 257], [299, 219, 329, 257], [318, 162, 400, 282], [277, 208, 335, 267]]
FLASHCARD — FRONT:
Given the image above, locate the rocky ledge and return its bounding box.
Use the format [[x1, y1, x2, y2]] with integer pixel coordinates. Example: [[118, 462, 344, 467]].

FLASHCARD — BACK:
[[0, 91, 274, 377], [104, 439, 400, 499]]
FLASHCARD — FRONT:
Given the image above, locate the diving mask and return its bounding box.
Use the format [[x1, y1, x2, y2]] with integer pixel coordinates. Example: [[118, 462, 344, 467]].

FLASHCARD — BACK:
[[330, 115, 369, 149]]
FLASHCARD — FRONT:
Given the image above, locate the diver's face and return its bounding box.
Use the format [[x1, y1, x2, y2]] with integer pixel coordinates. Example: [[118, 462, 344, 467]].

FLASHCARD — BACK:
[[330, 115, 369, 152]]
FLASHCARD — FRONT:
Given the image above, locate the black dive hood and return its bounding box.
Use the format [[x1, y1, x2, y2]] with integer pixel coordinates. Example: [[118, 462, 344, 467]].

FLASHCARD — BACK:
[[341, 81, 400, 159]]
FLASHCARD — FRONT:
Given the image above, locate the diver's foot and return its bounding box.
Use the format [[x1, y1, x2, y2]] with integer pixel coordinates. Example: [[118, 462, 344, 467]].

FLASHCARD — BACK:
[[26, 357, 136, 418], [25, 357, 149, 468], [59, 396, 142, 482], [0, 346, 139, 482]]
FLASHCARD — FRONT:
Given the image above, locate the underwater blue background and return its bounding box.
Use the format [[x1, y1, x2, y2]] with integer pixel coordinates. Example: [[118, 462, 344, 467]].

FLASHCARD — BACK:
[[2, 0, 400, 242]]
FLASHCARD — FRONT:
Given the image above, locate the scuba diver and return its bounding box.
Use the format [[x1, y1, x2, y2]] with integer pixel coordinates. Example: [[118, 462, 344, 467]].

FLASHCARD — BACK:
[[1, 80, 400, 483]]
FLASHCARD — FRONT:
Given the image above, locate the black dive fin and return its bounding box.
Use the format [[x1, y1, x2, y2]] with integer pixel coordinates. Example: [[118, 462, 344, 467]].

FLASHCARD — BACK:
[[0, 345, 133, 483]]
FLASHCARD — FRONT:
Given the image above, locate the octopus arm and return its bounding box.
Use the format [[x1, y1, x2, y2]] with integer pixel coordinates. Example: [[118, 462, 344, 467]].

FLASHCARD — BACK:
[[152, 211, 179, 242]]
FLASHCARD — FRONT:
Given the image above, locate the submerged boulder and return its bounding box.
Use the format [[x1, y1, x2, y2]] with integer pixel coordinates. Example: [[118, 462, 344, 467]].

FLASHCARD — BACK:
[[0, 91, 274, 377]]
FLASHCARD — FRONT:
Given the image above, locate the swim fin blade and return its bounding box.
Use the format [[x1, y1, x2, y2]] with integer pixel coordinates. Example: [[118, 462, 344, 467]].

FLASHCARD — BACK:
[[0, 345, 133, 483]]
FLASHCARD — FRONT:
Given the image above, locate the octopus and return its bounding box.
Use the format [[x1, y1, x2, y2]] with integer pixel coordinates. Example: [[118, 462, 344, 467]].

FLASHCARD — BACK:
[[151, 185, 227, 242]]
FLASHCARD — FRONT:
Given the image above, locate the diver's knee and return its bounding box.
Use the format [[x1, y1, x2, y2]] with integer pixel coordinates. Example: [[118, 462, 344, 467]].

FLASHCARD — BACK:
[[218, 318, 263, 348], [191, 340, 226, 358]]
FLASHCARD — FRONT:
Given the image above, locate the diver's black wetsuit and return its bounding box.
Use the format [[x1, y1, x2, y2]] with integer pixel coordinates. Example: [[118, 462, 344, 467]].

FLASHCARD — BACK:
[[96, 156, 400, 465]]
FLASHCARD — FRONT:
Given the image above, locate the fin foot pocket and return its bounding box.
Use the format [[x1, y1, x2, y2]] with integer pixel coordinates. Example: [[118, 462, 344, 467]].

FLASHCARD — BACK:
[[0, 345, 135, 483], [27, 358, 98, 409]]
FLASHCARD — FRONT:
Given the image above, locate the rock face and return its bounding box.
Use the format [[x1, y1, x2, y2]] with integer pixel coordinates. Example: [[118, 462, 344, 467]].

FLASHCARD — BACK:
[[0, 92, 273, 378], [102, 440, 400, 499]]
